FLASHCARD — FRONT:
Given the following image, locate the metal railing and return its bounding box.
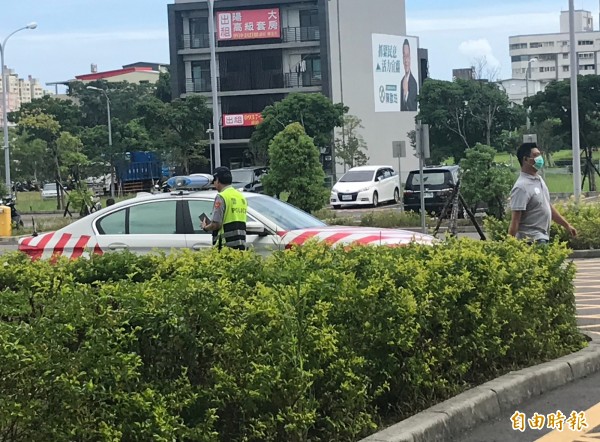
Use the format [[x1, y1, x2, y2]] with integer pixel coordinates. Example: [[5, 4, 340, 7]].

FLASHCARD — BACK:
[[185, 78, 213, 93], [284, 72, 322, 88], [282, 26, 320, 43], [219, 73, 284, 91], [179, 33, 210, 50]]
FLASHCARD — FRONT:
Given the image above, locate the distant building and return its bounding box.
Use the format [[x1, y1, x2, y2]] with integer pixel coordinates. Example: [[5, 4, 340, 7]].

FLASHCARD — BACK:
[[509, 9, 600, 82], [497, 78, 546, 105], [0, 67, 51, 121], [167, 0, 429, 180], [452, 67, 475, 81], [46, 62, 170, 94]]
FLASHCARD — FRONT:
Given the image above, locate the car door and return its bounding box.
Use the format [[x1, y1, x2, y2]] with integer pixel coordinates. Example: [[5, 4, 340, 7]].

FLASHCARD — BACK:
[[383, 168, 395, 201], [184, 198, 280, 255], [94, 199, 187, 254]]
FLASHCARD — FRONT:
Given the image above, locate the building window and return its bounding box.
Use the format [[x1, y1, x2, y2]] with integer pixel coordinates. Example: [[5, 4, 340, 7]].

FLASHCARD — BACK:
[[580, 64, 595, 70], [539, 66, 556, 72], [563, 65, 569, 72], [510, 43, 528, 50], [538, 54, 557, 61], [530, 42, 543, 48], [189, 18, 209, 49], [579, 52, 594, 59], [578, 40, 593, 46], [563, 53, 569, 59], [299, 9, 319, 41], [191, 60, 211, 92]]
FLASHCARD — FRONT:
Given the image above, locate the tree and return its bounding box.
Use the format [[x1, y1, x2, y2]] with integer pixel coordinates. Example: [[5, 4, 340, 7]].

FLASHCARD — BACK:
[[138, 95, 212, 174], [250, 93, 346, 164], [9, 95, 83, 135], [11, 132, 48, 182], [335, 115, 369, 170], [57, 132, 89, 183], [261, 123, 328, 212], [526, 75, 600, 190], [418, 79, 525, 164], [155, 70, 172, 103], [459, 144, 515, 219]]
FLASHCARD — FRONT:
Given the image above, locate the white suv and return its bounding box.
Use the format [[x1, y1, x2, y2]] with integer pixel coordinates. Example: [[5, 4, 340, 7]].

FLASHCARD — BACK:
[[330, 165, 401, 209]]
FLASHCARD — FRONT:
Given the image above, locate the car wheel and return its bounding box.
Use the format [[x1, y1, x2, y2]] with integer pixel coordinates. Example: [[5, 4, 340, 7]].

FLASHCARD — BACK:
[[333, 205, 341, 210], [372, 192, 379, 207], [393, 188, 400, 204]]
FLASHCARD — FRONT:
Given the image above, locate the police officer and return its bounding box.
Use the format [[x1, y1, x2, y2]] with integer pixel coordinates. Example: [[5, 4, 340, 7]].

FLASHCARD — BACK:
[[201, 166, 247, 250]]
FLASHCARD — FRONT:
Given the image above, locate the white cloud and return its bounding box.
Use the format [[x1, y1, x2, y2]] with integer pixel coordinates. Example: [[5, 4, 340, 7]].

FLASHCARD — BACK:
[[458, 38, 500, 68]]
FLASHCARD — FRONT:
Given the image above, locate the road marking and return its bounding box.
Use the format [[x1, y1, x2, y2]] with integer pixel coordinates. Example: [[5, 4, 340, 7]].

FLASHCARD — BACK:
[[535, 402, 600, 441]]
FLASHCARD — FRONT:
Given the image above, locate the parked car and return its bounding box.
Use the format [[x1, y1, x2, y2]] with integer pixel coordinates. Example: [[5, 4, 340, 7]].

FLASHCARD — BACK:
[[330, 165, 401, 209], [18, 176, 435, 260], [403, 165, 460, 215], [230, 166, 269, 193], [41, 183, 59, 200]]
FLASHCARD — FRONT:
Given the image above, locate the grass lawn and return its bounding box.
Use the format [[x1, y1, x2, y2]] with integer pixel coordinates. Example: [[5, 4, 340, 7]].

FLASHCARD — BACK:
[[14, 191, 131, 213]]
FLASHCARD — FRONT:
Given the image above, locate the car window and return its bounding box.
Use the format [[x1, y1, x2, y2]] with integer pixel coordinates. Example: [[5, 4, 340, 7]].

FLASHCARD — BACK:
[[247, 195, 326, 231], [97, 201, 178, 235], [188, 200, 220, 234], [43, 183, 57, 191], [406, 171, 452, 190], [382, 169, 393, 179], [129, 201, 178, 234], [188, 199, 260, 234], [339, 171, 375, 182], [97, 208, 126, 235]]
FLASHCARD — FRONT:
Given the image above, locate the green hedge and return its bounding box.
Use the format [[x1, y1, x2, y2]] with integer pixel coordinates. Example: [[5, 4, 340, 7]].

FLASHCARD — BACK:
[[486, 200, 600, 249], [0, 240, 585, 441]]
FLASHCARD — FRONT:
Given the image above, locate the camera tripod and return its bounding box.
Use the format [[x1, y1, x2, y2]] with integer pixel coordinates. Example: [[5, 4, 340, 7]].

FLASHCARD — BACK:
[[432, 180, 486, 240]]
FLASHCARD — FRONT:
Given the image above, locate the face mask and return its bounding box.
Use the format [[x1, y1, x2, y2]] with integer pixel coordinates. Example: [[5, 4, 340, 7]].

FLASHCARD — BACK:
[[533, 156, 545, 170]]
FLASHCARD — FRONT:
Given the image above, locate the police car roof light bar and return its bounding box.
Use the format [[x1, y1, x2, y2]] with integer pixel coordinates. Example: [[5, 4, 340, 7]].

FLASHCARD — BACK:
[[166, 174, 214, 190]]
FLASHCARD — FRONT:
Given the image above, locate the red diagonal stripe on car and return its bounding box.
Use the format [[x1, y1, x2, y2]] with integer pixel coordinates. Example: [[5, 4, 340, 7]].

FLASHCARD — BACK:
[[353, 235, 391, 245], [70, 235, 91, 259], [322, 232, 352, 245], [52, 233, 72, 259], [93, 243, 104, 256], [290, 231, 319, 245], [29, 234, 55, 261]]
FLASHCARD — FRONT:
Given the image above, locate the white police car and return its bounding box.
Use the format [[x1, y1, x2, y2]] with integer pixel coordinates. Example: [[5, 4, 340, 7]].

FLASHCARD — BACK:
[[19, 175, 435, 260]]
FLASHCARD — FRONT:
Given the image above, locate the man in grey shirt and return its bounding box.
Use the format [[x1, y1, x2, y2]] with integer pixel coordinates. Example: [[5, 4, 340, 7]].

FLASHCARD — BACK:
[[508, 143, 577, 243]]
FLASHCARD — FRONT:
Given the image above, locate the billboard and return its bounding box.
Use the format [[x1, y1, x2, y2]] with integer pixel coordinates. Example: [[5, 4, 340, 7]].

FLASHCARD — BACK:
[[372, 34, 419, 113], [217, 9, 281, 41], [222, 113, 264, 128]]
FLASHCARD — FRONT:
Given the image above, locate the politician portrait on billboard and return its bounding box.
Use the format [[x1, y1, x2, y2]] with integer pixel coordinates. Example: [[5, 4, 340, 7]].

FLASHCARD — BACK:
[[372, 34, 419, 113]]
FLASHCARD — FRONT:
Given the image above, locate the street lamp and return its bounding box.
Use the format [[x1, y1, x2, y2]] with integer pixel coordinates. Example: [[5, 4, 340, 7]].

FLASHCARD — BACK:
[[525, 57, 537, 129], [87, 86, 115, 197], [1, 22, 37, 195], [206, 0, 222, 168]]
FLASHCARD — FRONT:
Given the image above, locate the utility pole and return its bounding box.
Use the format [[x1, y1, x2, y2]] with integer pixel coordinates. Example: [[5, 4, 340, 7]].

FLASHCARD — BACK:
[[569, 0, 582, 200]]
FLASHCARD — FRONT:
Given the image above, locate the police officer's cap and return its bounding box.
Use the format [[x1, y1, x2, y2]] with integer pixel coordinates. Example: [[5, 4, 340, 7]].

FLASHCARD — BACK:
[[212, 166, 232, 184]]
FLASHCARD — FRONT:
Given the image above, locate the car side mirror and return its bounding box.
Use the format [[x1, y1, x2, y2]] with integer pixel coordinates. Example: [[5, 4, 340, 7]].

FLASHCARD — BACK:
[[247, 221, 268, 236]]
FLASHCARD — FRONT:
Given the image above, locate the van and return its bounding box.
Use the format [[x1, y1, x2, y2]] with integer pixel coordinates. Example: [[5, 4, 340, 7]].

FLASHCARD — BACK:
[[403, 165, 459, 215]]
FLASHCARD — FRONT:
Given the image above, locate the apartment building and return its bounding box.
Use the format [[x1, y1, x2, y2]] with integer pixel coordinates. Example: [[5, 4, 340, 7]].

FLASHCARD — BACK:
[[168, 0, 426, 181], [0, 69, 50, 122], [509, 9, 600, 83]]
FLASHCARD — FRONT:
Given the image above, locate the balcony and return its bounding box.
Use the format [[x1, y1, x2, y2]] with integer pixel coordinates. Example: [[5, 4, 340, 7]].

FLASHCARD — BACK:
[[284, 72, 322, 88], [282, 26, 320, 43], [185, 78, 212, 93], [179, 33, 210, 50]]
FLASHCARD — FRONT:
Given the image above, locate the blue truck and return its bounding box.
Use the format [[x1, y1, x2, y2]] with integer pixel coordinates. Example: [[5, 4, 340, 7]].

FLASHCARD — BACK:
[[115, 151, 164, 193]]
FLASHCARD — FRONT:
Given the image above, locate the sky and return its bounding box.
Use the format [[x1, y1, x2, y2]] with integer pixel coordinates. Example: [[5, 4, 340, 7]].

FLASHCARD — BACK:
[[1, 0, 599, 92]]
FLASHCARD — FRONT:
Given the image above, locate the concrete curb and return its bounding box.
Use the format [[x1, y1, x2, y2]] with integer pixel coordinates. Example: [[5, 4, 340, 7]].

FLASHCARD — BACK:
[[360, 341, 600, 442], [571, 249, 600, 259]]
